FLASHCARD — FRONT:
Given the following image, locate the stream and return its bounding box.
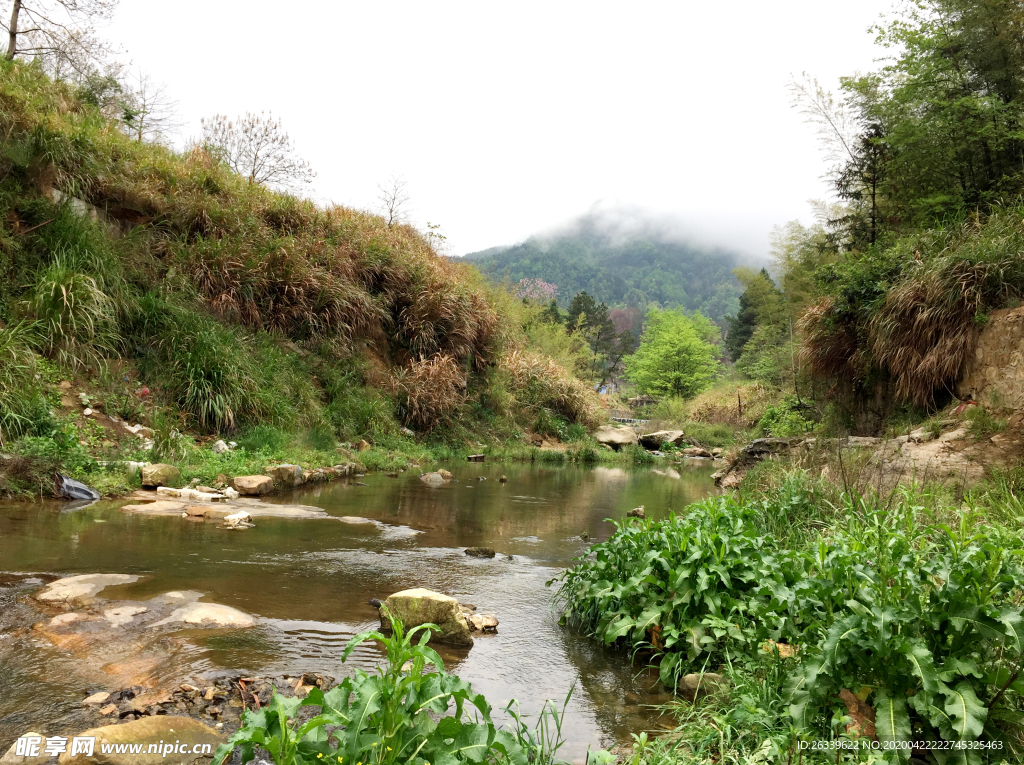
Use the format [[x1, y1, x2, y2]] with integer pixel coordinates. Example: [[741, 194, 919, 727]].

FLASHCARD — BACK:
[[0, 461, 717, 761]]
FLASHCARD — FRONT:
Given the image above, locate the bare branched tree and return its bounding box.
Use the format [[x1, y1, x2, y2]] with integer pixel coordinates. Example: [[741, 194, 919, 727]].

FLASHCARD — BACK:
[[377, 175, 410, 228], [121, 71, 180, 143], [200, 112, 316, 190], [2, 0, 118, 76], [424, 222, 448, 255]]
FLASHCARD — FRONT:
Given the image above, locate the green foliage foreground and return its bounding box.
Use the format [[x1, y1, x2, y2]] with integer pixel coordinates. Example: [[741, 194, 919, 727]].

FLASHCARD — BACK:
[[215, 611, 589, 765], [552, 476, 1024, 761]]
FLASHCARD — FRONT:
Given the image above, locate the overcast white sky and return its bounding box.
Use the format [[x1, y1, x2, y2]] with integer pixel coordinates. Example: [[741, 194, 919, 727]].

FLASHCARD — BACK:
[[106, 0, 896, 258]]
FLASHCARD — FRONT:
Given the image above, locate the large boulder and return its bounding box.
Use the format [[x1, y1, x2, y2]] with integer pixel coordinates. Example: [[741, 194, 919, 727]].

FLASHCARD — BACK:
[[638, 430, 685, 449], [230, 475, 274, 496], [593, 425, 638, 450], [381, 588, 473, 647], [58, 716, 222, 765], [267, 464, 303, 488], [140, 463, 180, 488]]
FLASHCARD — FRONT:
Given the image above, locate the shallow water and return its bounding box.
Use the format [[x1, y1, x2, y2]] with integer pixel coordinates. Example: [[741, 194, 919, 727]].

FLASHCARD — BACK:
[[0, 460, 717, 760]]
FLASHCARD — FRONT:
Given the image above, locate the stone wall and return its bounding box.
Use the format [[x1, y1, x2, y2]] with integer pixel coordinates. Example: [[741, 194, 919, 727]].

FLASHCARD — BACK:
[[958, 305, 1024, 410]]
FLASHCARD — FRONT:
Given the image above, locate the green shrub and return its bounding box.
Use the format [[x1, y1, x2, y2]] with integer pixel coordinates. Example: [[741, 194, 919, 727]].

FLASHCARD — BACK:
[[785, 500, 1024, 751], [320, 366, 398, 439], [965, 404, 1007, 438], [236, 424, 289, 454], [554, 497, 781, 687], [553, 484, 1024, 751], [215, 611, 533, 765], [757, 397, 814, 437], [11, 430, 98, 476]]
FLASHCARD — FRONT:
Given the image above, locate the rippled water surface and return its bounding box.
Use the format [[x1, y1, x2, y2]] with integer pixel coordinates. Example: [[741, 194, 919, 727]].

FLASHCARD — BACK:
[[0, 461, 717, 759]]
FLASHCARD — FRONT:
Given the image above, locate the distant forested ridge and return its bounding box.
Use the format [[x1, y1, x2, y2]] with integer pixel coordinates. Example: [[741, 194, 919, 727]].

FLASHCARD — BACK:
[[463, 220, 743, 324]]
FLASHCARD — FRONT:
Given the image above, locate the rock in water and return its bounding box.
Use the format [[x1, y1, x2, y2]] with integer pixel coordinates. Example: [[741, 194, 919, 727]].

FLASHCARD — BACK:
[[150, 602, 255, 628], [419, 472, 448, 487], [141, 463, 181, 488], [678, 672, 727, 702], [381, 588, 473, 647], [35, 574, 140, 605], [57, 716, 222, 765], [593, 425, 638, 450], [467, 613, 499, 633], [465, 547, 496, 558], [222, 511, 252, 528], [437, 469, 454, 480], [683, 447, 713, 458], [268, 464, 303, 488], [627, 505, 645, 518], [229, 475, 274, 496]]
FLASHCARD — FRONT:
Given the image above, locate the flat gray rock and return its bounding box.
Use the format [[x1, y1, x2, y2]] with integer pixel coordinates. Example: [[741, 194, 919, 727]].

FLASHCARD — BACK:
[[150, 602, 255, 629], [35, 574, 139, 605]]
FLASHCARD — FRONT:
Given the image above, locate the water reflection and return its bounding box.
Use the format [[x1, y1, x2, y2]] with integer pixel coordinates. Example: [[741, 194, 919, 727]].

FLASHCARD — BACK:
[[0, 461, 716, 759]]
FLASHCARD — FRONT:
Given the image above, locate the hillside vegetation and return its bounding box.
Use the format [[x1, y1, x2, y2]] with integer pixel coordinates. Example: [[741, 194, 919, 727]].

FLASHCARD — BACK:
[[465, 217, 743, 325], [0, 61, 603, 493]]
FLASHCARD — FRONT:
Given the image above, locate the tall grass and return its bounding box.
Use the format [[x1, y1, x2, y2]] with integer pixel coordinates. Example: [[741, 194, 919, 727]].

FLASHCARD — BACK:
[[0, 322, 41, 444], [501, 350, 603, 428], [803, 209, 1024, 407], [26, 251, 121, 369], [388, 354, 466, 431], [128, 294, 321, 432]]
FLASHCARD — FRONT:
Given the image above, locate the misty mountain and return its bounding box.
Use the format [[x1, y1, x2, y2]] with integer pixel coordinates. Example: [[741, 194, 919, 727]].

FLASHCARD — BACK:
[[463, 215, 743, 324]]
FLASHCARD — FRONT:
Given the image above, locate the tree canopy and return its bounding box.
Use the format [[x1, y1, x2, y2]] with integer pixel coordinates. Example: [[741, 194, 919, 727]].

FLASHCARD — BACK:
[[623, 308, 719, 399]]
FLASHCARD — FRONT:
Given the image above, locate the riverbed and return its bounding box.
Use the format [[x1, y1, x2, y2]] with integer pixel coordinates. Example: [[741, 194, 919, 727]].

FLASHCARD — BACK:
[[0, 461, 717, 760]]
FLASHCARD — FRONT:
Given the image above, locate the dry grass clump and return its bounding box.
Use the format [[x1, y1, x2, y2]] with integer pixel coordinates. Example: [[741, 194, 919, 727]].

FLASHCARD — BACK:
[[501, 350, 603, 428], [96, 145, 499, 367], [801, 211, 1024, 407], [682, 380, 775, 427], [388, 354, 466, 432], [799, 297, 863, 383]]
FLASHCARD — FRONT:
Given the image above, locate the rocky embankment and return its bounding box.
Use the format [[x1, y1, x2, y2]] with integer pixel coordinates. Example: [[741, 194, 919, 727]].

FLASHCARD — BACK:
[[712, 412, 1024, 490], [593, 425, 722, 459]]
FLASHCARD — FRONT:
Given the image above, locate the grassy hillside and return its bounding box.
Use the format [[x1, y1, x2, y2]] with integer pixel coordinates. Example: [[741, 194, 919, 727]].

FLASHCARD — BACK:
[[0, 61, 604, 494], [464, 217, 743, 324]]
